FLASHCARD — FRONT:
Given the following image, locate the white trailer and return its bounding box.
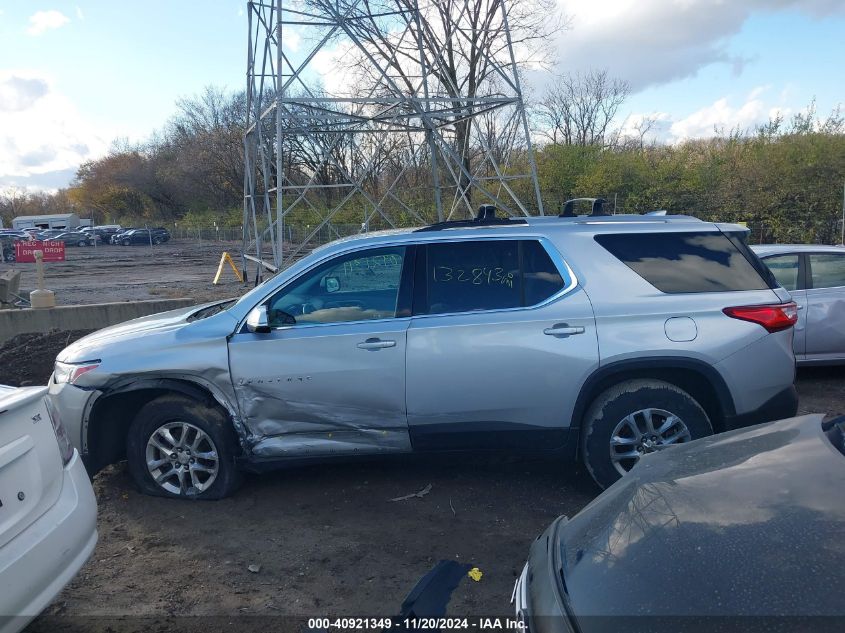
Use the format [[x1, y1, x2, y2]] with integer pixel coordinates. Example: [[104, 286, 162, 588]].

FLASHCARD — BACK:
[[12, 213, 81, 230]]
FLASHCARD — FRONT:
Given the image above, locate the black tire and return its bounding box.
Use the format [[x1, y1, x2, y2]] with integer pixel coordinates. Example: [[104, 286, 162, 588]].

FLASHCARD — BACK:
[[123, 239, 131, 246], [78, 240, 88, 247], [153, 237, 163, 245], [126, 394, 243, 500], [581, 379, 712, 489]]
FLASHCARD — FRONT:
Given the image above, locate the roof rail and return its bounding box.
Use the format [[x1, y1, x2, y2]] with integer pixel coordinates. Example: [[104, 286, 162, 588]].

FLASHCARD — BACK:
[[560, 198, 610, 217], [415, 205, 528, 232]]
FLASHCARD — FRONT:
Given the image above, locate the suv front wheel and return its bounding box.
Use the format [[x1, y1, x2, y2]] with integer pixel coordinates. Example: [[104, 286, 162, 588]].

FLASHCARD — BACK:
[[581, 379, 713, 489], [126, 394, 243, 499]]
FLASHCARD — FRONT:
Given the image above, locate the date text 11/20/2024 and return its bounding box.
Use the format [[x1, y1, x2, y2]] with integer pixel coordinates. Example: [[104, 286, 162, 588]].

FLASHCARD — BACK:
[[307, 618, 526, 630]]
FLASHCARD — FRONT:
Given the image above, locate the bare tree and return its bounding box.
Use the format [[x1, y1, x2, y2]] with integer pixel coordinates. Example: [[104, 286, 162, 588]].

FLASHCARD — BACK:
[[301, 0, 565, 211], [618, 113, 662, 150], [0, 186, 27, 224], [535, 69, 630, 147]]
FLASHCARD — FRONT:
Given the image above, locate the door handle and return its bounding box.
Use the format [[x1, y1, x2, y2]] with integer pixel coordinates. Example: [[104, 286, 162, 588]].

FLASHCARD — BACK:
[[797, 304, 804, 311], [357, 338, 396, 350], [543, 324, 586, 337]]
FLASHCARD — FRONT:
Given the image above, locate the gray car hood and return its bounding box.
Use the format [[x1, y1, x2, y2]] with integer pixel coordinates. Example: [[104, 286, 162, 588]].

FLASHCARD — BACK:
[[56, 301, 235, 363], [557, 414, 845, 618]]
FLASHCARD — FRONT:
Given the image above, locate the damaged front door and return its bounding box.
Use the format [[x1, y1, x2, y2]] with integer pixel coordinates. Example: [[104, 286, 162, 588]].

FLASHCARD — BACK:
[[228, 246, 414, 459]]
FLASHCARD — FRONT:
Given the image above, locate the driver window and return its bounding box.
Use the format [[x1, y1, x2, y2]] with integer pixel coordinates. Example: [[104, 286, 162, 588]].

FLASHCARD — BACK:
[[267, 247, 406, 327]]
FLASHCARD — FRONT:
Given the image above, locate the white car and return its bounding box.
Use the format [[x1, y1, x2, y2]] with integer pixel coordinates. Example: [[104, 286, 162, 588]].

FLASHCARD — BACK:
[[0, 385, 97, 633]]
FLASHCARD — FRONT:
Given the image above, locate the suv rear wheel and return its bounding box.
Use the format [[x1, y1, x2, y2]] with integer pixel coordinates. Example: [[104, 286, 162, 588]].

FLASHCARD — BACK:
[[581, 379, 713, 489], [126, 395, 242, 499]]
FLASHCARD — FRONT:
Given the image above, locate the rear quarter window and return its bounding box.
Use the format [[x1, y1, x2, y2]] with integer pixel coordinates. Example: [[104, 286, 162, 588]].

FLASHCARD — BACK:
[[595, 231, 771, 294], [809, 253, 845, 289], [761, 254, 800, 291]]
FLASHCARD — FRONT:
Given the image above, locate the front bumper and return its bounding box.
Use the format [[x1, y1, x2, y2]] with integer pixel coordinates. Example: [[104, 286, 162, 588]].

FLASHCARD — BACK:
[[513, 518, 576, 633], [723, 384, 799, 431], [0, 450, 98, 633], [47, 381, 97, 457]]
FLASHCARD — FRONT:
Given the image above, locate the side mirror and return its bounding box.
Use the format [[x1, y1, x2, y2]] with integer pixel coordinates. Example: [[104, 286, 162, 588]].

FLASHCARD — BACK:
[[324, 276, 341, 293], [246, 306, 271, 333]]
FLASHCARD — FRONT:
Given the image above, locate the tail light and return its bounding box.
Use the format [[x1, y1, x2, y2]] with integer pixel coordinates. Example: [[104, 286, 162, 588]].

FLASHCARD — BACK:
[[44, 397, 74, 465], [723, 302, 798, 333]]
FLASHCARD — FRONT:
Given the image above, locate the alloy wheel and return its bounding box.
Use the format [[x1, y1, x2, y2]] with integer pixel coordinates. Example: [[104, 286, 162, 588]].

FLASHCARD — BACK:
[[609, 408, 692, 476], [145, 421, 219, 495]]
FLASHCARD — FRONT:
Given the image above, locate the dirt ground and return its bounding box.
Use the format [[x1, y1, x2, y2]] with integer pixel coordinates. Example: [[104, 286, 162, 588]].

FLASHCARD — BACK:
[[4, 240, 247, 306], [1, 240, 842, 632]]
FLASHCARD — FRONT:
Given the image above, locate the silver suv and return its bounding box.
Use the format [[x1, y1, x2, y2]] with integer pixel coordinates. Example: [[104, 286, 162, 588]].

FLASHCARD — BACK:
[[49, 211, 799, 498]]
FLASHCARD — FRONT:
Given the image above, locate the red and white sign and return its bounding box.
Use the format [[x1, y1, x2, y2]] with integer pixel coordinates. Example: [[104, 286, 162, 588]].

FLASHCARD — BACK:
[[15, 240, 66, 263]]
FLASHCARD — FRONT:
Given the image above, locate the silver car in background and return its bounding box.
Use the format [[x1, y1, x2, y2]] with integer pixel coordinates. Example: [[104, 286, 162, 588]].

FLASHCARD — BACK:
[[48, 212, 799, 498], [753, 244, 845, 364]]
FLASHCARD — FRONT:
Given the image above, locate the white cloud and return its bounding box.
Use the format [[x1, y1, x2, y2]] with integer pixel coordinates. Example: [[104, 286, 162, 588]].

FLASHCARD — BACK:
[[26, 10, 70, 36], [310, 41, 357, 95], [284, 29, 301, 54], [619, 86, 796, 144], [75, 6, 84, 20], [0, 76, 49, 111], [550, 0, 845, 91], [669, 87, 785, 140], [0, 71, 112, 190]]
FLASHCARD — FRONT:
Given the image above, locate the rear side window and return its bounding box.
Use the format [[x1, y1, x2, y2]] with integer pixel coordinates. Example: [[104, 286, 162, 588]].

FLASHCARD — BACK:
[[762, 254, 800, 291], [523, 240, 566, 305], [416, 240, 566, 315], [595, 232, 771, 294], [809, 254, 845, 289]]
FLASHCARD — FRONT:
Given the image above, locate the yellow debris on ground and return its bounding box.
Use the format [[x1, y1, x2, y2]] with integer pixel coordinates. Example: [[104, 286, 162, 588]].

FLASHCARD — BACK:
[[467, 567, 483, 582]]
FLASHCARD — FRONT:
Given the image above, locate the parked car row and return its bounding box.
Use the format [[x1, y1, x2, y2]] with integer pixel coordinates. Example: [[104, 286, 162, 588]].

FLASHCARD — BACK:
[[0, 228, 98, 246], [0, 226, 172, 249], [109, 227, 171, 245]]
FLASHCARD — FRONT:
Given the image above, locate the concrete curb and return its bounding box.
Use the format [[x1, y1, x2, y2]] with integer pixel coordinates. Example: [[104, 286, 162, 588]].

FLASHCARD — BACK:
[[0, 299, 196, 345]]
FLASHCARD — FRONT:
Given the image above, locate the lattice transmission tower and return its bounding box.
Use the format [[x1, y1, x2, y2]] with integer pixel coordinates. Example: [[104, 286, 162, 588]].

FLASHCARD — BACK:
[[242, 0, 544, 280]]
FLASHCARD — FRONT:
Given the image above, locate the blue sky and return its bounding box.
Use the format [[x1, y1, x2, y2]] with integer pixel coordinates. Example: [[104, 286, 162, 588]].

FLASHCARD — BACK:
[[1, 0, 843, 191]]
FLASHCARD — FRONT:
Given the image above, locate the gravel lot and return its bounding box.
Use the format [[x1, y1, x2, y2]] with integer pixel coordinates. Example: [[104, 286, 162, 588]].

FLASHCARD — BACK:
[[1, 240, 841, 631], [6, 240, 246, 306]]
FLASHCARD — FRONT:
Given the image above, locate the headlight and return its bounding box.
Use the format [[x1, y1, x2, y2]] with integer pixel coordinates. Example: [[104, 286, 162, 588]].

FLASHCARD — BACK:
[[53, 360, 100, 384]]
